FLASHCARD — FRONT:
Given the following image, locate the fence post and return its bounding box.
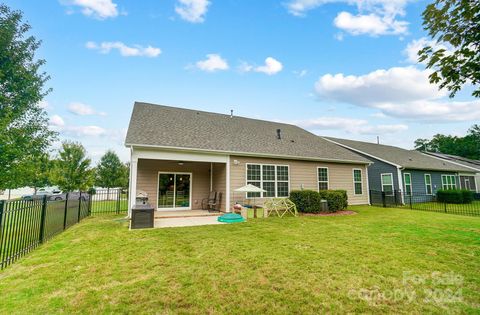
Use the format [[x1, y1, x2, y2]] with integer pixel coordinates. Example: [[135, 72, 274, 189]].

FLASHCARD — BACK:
[[381, 191, 386, 208], [116, 189, 120, 214], [409, 194, 413, 209], [77, 192, 82, 223], [63, 192, 69, 230], [39, 195, 47, 243], [88, 192, 92, 216], [444, 201, 447, 213]]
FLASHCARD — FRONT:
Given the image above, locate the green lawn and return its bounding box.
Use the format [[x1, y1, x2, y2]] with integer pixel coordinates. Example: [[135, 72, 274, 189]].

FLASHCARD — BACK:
[[0, 206, 479, 313]]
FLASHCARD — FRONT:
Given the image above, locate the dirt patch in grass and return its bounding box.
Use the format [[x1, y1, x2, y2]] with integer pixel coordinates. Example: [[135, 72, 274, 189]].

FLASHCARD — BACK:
[[301, 210, 357, 216]]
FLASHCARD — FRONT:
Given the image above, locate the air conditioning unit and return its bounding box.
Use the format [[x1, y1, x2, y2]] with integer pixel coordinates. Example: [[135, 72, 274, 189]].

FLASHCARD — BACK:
[[131, 204, 154, 229]]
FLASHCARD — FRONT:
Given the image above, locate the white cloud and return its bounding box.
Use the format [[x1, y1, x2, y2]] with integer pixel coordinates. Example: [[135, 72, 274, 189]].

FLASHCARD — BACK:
[[286, 0, 410, 36], [195, 54, 229, 72], [61, 0, 119, 19], [334, 11, 408, 36], [175, 0, 210, 23], [293, 69, 308, 77], [67, 125, 106, 137], [255, 57, 283, 75], [86, 41, 161, 57], [314, 66, 480, 122], [67, 102, 106, 116], [293, 116, 408, 135], [404, 37, 451, 64], [50, 115, 65, 127], [240, 57, 283, 75]]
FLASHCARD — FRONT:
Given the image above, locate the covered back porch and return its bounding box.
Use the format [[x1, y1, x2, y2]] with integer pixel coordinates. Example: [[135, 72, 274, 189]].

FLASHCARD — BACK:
[[128, 148, 230, 217]]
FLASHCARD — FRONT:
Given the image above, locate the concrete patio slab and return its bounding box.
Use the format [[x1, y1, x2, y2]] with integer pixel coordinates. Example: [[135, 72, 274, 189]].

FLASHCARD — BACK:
[[154, 216, 226, 228]]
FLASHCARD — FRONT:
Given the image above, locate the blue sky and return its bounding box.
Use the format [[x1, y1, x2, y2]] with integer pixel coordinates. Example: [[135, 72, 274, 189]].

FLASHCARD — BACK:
[[6, 0, 480, 162]]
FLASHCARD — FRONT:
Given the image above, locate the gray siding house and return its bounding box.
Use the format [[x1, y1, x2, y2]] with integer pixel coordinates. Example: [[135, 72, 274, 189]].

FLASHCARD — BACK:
[[424, 152, 480, 192], [323, 137, 475, 199]]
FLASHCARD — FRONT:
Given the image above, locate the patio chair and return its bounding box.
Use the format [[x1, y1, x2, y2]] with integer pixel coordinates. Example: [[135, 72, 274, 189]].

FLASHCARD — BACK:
[[202, 191, 220, 212]]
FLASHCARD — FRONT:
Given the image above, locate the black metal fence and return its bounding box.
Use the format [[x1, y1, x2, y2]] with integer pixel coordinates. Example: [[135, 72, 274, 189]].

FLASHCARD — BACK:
[[0, 188, 128, 269], [89, 188, 128, 214], [370, 190, 480, 217]]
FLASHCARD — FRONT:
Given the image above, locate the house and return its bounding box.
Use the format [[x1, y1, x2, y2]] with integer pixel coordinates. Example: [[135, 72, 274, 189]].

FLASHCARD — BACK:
[[423, 152, 480, 192], [125, 102, 371, 216], [323, 137, 476, 199]]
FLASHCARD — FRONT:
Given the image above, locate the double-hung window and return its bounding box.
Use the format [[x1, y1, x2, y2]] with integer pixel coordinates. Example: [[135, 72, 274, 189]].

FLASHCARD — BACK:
[[246, 164, 289, 198], [318, 167, 329, 190], [441, 175, 456, 190], [403, 173, 412, 196], [424, 174, 432, 195], [381, 173, 394, 195], [353, 169, 363, 195]]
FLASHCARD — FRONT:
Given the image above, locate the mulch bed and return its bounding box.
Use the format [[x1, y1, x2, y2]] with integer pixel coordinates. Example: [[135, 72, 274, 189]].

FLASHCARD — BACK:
[[300, 210, 357, 217]]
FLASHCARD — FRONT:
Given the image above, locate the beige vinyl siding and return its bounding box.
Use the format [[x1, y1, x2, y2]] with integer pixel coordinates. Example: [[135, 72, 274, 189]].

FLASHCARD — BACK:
[[229, 156, 369, 207], [136, 159, 211, 210], [211, 163, 226, 211]]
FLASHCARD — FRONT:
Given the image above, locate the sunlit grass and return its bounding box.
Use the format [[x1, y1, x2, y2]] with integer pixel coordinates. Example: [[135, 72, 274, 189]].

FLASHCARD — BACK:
[[0, 206, 479, 313]]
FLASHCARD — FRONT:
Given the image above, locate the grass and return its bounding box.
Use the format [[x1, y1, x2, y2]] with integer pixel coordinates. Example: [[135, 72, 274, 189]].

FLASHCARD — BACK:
[[0, 206, 479, 313]]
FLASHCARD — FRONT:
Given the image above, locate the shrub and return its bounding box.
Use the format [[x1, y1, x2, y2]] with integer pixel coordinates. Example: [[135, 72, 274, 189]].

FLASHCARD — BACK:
[[289, 190, 322, 213], [319, 190, 349, 212], [461, 189, 474, 203], [437, 189, 473, 204]]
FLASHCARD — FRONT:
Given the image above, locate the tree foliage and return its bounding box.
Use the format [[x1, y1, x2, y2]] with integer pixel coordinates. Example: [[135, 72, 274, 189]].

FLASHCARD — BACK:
[[21, 153, 53, 192], [51, 142, 94, 192], [419, 0, 480, 98], [414, 124, 480, 159], [0, 4, 56, 190], [95, 150, 128, 189]]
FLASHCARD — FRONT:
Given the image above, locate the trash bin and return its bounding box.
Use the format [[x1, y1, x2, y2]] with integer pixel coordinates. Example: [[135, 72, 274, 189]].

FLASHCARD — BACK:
[[320, 199, 329, 212], [131, 204, 154, 229]]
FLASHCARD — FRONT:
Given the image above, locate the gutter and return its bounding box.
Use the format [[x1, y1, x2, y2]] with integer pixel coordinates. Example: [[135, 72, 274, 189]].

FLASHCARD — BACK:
[[125, 143, 372, 165]]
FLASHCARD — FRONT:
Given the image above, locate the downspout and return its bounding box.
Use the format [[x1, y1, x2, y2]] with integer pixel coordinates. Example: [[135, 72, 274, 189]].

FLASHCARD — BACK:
[[397, 167, 405, 204], [365, 164, 371, 205]]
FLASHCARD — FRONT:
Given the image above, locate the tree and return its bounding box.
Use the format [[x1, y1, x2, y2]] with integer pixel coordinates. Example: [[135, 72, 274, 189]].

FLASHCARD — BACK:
[[51, 142, 94, 192], [21, 153, 53, 193], [95, 151, 127, 197], [0, 4, 56, 190], [419, 0, 480, 98], [414, 124, 480, 160]]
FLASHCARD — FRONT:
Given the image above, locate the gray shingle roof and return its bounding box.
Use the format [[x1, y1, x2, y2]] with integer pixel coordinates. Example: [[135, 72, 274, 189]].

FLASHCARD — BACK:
[[424, 152, 480, 171], [324, 137, 475, 172], [125, 102, 370, 164]]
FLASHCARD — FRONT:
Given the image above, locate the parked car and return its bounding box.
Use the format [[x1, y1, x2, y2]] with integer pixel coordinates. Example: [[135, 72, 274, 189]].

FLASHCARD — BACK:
[[50, 191, 89, 201], [21, 188, 60, 201]]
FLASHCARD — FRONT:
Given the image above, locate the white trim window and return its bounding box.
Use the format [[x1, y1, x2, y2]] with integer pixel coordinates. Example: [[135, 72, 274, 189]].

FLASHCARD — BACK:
[[441, 174, 456, 190], [353, 169, 363, 195], [403, 173, 412, 196], [317, 167, 329, 191], [424, 174, 432, 195], [246, 164, 289, 198], [381, 173, 394, 195]]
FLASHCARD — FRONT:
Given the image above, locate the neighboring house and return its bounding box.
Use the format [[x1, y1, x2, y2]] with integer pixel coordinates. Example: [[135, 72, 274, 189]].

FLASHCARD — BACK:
[[423, 152, 480, 192], [323, 137, 476, 198], [125, 102, 371, 215]]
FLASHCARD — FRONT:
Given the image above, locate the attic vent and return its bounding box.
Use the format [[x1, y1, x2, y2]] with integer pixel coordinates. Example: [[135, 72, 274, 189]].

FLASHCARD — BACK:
[[276, 129, 282, 140]]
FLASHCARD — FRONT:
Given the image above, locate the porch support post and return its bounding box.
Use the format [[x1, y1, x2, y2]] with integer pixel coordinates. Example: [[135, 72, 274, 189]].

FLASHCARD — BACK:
[[225, 156, 231, 212], [210, 162, 213, 192], [128, 151, 138, 218]]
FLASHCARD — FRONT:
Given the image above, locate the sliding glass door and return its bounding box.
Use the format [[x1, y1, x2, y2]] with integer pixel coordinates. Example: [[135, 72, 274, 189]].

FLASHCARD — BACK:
[[158, 172, 192, 210]]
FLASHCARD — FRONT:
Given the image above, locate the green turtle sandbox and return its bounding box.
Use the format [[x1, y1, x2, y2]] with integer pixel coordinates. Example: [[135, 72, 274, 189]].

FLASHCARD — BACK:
[[217, 213, 245, 223]]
